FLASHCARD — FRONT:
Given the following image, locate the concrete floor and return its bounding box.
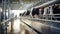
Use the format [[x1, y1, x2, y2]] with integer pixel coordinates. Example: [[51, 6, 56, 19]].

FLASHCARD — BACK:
[[7, 19, 34, 34], [7, 19, 21, 34]]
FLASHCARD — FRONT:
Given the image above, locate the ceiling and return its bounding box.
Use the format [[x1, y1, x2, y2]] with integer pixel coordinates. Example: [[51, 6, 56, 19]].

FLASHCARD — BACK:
[[0, 0, 52, 10], [10, 0, 40, 10], [10, 0, 52, 10]]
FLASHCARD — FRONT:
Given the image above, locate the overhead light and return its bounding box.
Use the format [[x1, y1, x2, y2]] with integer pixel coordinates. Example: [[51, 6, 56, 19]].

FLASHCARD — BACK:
[[21, 2, 24, 5], [6, 9, 8, 11], [21, 7, 23, 8], [0, 8, 2, 12], [19, 7, 23, 9]]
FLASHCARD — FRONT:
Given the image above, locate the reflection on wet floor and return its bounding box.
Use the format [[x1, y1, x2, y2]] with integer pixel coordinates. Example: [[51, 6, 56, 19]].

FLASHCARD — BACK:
[[7, 21, 11, 34], [7, 19, 21, 34], [7, 18, 36, 34], [13, 19, 20, 34]]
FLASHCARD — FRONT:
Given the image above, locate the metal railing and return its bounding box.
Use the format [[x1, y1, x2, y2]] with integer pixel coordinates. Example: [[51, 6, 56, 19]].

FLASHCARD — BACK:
[[43, 14, 60, 20], [20, 16, 60, 23], [20, 14, 60, 28], [20, 15, 60, 34]]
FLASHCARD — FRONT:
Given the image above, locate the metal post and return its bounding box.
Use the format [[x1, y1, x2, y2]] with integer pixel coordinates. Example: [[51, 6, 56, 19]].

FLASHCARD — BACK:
[[0, 12, 1, 34], [3, 0, 7, 34], [8, 0, 10, 19], [2, 0, 8, 34]]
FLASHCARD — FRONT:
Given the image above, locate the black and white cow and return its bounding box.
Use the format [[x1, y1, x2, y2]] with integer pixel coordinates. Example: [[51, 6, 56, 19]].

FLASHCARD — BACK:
[[31, 7, 44, 18], [52, 4, 60, 20], [31, 8, 39, 18], [25, 10, 30, 16], [20, 10, 30, 16]]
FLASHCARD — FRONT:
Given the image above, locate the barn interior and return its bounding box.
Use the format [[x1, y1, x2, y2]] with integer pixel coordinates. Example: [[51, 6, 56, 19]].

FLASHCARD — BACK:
[[0, 0, 60, 34]]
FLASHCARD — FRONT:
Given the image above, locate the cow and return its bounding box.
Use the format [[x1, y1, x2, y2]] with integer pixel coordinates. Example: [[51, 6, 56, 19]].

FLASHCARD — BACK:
[[31, 8, 39, 18], [20, 11, 26, 16], [25, 10, 30, 16], [52, 4, 60, 20]]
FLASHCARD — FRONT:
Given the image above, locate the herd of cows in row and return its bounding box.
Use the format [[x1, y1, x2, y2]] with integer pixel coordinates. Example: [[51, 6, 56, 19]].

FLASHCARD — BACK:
[[20, 4, 60, 20]]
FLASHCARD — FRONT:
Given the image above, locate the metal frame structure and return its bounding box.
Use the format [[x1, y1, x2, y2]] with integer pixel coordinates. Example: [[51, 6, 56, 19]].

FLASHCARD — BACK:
[[1, 0, 10, 34]]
